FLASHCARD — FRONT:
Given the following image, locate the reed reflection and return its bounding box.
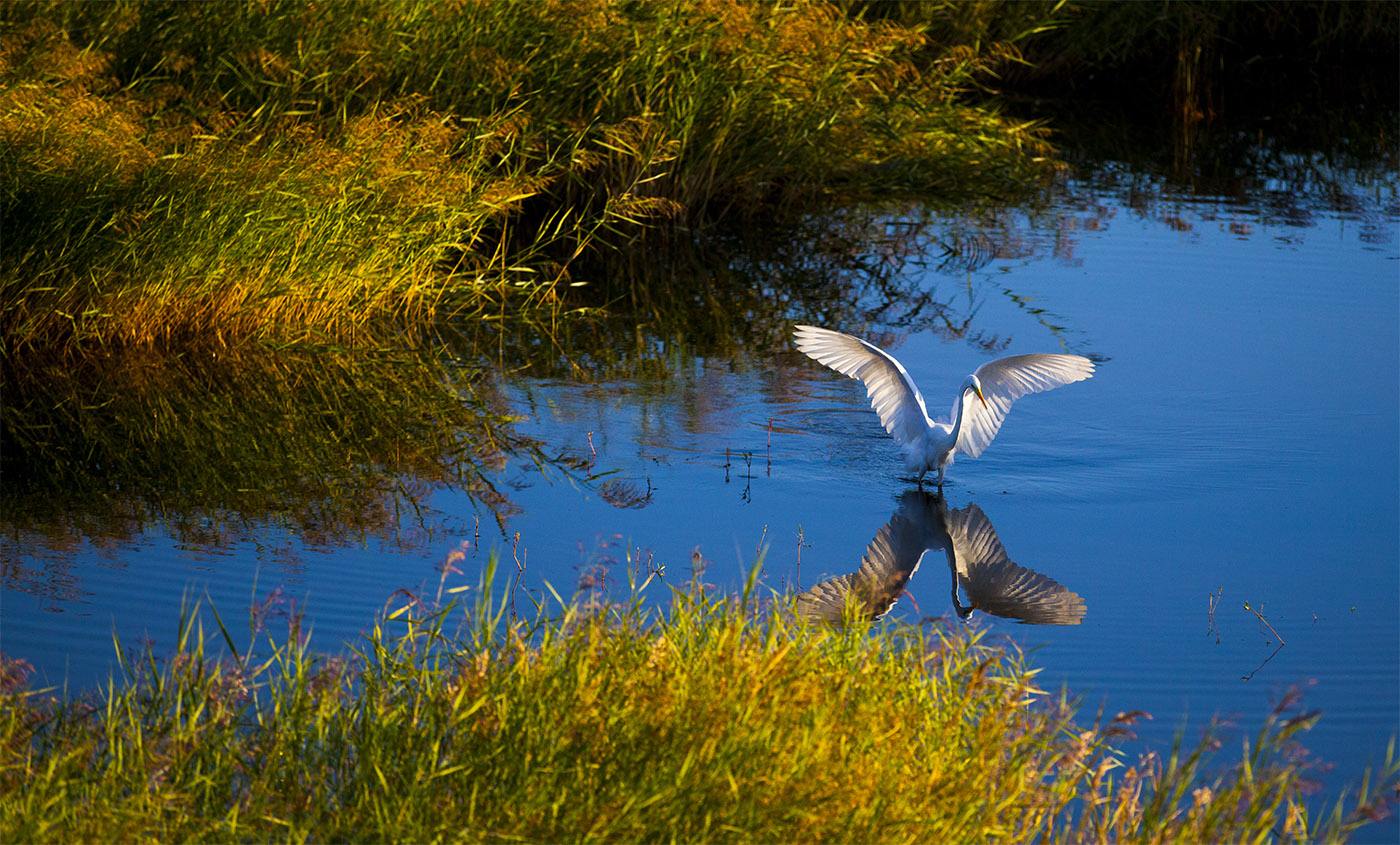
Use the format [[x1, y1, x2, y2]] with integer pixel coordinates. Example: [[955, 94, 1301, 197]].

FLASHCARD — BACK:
[[797, 491, 1085, 625]]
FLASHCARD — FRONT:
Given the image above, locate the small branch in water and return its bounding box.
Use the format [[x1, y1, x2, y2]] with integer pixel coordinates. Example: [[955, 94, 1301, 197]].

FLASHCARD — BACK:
[[586, 431, 597, 461], [766, 418, 773, 477], [1207, 586, 1223, 644], [740, 451, 753, 503], [1243, 600, 1286, 646], [1240, 599, 1286, 682]]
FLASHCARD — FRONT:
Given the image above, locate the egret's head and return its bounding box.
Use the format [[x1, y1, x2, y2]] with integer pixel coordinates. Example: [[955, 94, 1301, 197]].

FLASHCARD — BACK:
[[965, 375, 988, 408]]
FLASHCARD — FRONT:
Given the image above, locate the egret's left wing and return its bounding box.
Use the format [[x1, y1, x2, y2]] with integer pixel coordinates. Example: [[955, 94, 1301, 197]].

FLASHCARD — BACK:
[[946, 505, 1085, 624], [955, 354, 1095, 459]]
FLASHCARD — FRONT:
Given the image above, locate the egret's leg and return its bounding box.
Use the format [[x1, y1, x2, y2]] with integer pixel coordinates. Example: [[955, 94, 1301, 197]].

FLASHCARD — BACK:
[[936, 466, 946, 490], [916, 469, 927, 490]]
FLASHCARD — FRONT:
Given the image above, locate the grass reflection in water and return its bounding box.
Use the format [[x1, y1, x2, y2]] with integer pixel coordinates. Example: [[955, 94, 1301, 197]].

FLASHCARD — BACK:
[[1, 344, 546, 595]]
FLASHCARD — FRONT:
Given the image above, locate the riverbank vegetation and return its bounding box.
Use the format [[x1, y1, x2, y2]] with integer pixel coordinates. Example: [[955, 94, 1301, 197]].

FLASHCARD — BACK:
[[2, 577, 1395, 841], [0, 342, 552, 594], [4, 1, 1394, 362], [0, 0, 1056, 360]]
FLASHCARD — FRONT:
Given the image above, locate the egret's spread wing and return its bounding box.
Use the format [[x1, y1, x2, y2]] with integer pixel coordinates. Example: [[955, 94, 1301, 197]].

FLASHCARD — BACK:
[[793, 325, 931, 447], [955, 354, 1095, 459], [946, 505, 1085, 625], [796, 493, 940, 623]]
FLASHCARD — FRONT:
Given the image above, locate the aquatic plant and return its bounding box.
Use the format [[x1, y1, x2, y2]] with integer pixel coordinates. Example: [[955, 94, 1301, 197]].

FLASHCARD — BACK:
[[1, 567, 1394, 841]]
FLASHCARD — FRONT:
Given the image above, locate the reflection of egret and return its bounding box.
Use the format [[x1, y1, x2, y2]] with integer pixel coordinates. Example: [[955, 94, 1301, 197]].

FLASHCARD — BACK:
[[793, 326, 1094, 487], [797, 491, 1084, 625]]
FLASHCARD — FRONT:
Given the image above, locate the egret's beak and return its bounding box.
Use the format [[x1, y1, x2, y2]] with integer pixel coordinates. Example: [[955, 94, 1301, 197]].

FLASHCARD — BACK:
[[973, 384, 987, 408]]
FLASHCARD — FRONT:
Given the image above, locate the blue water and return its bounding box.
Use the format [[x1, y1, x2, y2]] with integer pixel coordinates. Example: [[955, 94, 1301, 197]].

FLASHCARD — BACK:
[[4, 168, 1397, 833]]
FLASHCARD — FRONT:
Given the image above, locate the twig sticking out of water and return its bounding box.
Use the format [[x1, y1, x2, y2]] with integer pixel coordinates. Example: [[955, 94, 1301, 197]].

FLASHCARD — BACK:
[[766, 418, 773, 477], [587, 431, 597, 461], [1240, 599, 1286, 682], [1207, 586, 1223, 644], [795, 525, 808, 588], [510, 531, 526, 620], [723, 447, 731, 483], [1243, 600, 1286, 646]]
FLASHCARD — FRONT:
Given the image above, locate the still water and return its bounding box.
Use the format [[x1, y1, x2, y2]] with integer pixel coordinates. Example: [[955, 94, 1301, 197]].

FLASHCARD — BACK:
[[4, 154, 1397, 824]]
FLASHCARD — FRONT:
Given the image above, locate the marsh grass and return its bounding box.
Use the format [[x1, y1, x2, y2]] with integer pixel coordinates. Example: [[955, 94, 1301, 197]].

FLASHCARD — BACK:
[[0, 0, 1056, 359], [1, 562, 1395, 842]]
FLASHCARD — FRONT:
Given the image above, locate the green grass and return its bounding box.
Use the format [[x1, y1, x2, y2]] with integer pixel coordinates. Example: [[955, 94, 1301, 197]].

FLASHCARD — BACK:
[[0, 0, 1057, 360], [2, 566, 1395, 842]]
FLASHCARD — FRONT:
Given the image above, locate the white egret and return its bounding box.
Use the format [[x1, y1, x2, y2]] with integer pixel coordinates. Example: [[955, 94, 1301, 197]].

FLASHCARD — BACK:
[[795, 491, 1085, 625], [793, 325, 1095, 487]]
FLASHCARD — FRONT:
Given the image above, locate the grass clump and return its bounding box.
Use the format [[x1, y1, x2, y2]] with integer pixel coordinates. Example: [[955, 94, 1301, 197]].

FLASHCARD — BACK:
[[2, 571, 1394, 842], [0, 1, 1055, 359]]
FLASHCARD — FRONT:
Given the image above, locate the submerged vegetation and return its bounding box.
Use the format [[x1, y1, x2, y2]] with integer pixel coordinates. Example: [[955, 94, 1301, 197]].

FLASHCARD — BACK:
[[2, 577, 1395, 842]]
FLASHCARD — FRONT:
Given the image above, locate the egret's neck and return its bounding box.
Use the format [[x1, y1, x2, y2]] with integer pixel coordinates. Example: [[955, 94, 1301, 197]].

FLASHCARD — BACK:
[[948, 388, 972, 444]]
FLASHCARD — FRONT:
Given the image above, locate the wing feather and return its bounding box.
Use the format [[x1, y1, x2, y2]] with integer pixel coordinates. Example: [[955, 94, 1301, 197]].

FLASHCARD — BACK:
[[793, 325, 931, 447], [955, 354, 1095, 459], [795, 524, 912, 622]]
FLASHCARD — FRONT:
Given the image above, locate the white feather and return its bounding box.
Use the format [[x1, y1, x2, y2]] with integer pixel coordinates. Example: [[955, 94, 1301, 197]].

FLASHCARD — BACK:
[[954, 354, 1096, 459], [792, 325, 932, 447]]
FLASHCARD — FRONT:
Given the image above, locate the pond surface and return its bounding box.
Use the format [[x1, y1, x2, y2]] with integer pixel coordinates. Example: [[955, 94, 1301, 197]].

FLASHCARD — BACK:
[[4, 141, 1397, 827]]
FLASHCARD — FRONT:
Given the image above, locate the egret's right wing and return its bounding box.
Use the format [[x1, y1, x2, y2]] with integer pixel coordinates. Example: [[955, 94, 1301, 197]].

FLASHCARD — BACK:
[[793, 325, 931, 447], [946, 504, 1085, 625]]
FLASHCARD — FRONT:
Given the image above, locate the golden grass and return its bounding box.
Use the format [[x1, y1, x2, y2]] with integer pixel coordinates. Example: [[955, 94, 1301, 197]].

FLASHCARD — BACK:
[[1, 573, 1394, 842], [0, 1, 1057, 360]]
